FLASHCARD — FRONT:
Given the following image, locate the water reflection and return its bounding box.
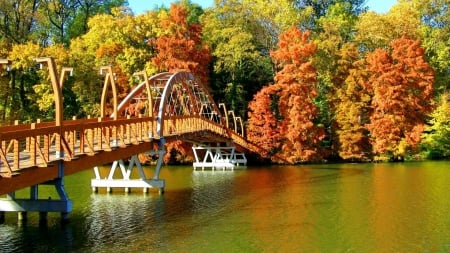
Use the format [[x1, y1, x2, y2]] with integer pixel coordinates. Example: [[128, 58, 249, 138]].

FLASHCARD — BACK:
[[370, 162, 450, 252], [0, 162, 450, 252], [84, 193, 166, 251], [190, 170, 236, 212], [0, 216, 74, 252]]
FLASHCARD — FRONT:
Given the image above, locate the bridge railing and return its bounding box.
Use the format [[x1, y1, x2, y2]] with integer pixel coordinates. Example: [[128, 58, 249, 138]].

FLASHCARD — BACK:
[[163, 115, 228, 138], [0, 114, 242, 178], [0, 116, 157, 177]]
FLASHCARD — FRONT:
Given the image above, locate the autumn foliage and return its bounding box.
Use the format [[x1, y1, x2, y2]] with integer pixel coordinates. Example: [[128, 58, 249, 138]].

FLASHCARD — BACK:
[[247, 84, 283, 157], [364, 37, 434, 160], [248, 27, 325, 163], [0, 0, 446, 163], [152, 4, 211, 84], [334, 43, 371, 161]]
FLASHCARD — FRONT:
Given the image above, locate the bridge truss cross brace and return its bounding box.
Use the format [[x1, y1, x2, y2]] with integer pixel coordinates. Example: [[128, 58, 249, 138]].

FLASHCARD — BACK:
[[91, 150, 165, 194], [0, 160, 72, 224]]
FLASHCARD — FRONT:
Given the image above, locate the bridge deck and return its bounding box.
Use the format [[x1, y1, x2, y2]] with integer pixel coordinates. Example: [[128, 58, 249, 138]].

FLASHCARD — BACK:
[[0, 116, 253, 195]]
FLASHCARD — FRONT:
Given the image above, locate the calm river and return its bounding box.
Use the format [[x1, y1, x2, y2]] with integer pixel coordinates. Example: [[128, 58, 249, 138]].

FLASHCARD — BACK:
[[1, 161, 450, 252]]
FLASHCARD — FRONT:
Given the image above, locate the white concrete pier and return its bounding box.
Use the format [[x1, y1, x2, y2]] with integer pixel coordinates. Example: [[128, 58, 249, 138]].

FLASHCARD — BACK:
[[192, 145, 247, 170]]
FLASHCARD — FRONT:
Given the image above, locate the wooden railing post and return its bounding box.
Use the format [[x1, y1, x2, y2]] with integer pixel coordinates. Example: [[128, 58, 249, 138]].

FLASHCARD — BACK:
[[13, 121, 19, 170], [97, 117, 102, 150], [30, 123, 36, 166], [126, 115, 131, 144]]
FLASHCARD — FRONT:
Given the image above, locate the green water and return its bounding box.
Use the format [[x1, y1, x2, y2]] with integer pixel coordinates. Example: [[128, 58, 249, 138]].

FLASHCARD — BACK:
[[0, 161, 449, 252]]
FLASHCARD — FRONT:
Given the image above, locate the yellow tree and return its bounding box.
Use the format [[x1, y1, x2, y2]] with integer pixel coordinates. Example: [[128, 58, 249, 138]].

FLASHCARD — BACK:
[[201, 0, 267, 116], [334, 43, 371, 161], [355, 2, 421, 52], [3, 42, 42, 122], [313, 2, 360, 158], [242, 0, 305, 50], [69, 7, 158, 117], [414, 0, 450, 92]]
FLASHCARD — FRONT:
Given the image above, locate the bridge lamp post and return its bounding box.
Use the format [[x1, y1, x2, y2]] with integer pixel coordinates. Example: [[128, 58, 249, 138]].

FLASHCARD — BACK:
[[100, 66, 118, 120], [35, 57, 64, 126], [218, 103, 229, 128], [59, 67, 73, 89], [31, 57, 73, 221], [236, 116, 244, 137], [0, 59, 11, 72], [228, 110, 238, 133], [133, 71, 153, 119]]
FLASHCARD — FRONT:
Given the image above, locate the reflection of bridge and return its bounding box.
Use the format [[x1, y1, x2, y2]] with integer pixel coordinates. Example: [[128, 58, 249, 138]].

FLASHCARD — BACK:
[[0, 58, 260, 222]]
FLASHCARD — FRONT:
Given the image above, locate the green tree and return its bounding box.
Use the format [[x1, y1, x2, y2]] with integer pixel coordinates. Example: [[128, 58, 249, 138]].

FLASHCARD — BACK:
[[69, 7, 157, 117], [355, 1, 421, 52], [421, 92, 450, 158], [201, 0, 272, 116], [0, 0, 40, 45], [415, 0, 450, 92], [40, 0, 78, 45], [67, 0, 126, 41], [294, 0, 367, 30]]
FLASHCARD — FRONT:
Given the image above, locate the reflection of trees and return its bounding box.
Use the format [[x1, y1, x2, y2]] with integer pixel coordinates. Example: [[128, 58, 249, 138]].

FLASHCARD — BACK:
[[86, 194, 166, 249]]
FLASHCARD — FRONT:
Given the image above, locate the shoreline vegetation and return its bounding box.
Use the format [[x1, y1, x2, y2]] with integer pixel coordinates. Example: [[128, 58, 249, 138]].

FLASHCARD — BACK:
[[0, 0, 448, 165]]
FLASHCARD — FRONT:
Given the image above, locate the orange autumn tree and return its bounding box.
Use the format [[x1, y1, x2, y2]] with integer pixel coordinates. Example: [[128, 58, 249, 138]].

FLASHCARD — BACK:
[[365, 37, 434, 161], [270, 26, 325, 163], [151, 3, 211, 164], [247, 84, 284, 157], [152, 3, 211, 85]]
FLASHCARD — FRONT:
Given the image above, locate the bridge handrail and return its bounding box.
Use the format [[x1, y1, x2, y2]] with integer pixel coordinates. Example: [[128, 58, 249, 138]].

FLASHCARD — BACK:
[[0, 114, 246, 178], [0, 117, 157, 176]]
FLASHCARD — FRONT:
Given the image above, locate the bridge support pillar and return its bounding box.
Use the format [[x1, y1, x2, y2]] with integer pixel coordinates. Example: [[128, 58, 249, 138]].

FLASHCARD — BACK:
[[192, 144, 247, 170], [91, 152, 165, 194], [0, 177, 72, 224]]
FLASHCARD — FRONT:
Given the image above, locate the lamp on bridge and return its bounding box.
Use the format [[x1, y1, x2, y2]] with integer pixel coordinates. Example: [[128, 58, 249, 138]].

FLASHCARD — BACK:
[[0, 59, 11, 72], [218, 103, 229, 128], [100, 66, 118, 120], [34, 57, 65, 126], [133, 71, 153, 118]]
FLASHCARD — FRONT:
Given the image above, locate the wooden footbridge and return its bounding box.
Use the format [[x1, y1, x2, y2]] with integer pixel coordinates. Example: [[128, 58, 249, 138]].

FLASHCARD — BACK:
[[0, 57, 261, 222]]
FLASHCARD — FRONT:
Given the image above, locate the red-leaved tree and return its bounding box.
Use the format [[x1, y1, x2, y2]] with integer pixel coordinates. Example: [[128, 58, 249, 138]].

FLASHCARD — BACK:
[[149, 4, 212, 164], [151, 4, 211, 85], [247, 84, 284, 157], [268, 26, 325, 163], [365, 37, 434, 161]]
